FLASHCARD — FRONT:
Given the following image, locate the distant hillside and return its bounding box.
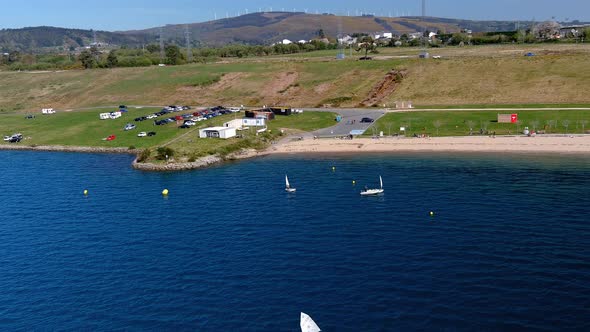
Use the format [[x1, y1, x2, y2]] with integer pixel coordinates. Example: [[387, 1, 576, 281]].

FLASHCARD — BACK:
[[131, 12, 532, 46], [2, 13, 585, 52], [0, 26, 150, 53]]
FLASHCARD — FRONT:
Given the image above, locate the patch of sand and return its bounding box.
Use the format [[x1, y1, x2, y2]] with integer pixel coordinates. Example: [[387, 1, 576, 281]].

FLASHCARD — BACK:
[[270, 135, 590, 154]]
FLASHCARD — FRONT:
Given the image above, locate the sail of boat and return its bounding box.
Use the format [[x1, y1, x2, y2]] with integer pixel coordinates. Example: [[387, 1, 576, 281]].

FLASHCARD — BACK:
[[300, 312, 321, 332], [380, 175, 383, 189], [285, 175, 296, 192]]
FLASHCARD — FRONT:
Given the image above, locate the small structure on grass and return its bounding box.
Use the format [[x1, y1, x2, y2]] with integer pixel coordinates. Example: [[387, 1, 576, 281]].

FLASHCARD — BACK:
[[498, 114, 518, 123], [199, 127, 237, 139]]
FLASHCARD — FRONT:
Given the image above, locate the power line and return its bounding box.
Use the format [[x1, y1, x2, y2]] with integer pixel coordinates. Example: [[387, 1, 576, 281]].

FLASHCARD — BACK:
[[185, 25, 192, 63], [159, 27, 165, 64]]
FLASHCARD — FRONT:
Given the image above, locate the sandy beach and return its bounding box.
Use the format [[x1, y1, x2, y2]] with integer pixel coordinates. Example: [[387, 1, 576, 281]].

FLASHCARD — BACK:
[[269, 135, 590, 154]]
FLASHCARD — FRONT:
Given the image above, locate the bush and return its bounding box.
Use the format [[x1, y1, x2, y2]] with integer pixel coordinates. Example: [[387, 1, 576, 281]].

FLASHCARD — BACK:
[[155, 147, 174, 160], [137, 149, 151, 163]]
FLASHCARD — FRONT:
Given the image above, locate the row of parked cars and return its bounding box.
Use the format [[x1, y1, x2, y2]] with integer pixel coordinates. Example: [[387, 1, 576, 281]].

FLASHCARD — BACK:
[[3, 133, 23, 143], [151, 105, 238, 127], [134, 105, 192, 123]]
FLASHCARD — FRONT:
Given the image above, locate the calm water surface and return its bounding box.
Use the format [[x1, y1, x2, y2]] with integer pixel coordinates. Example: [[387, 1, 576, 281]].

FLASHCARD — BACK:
[[0, 151, 589, 331]]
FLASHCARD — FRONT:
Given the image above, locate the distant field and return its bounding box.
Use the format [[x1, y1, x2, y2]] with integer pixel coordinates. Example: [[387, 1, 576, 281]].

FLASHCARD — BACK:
[[371, 109, 590, 137], [1, 44, 589, 113]]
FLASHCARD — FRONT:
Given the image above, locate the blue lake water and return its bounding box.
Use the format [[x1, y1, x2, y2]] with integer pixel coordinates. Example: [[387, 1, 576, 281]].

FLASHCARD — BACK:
[[1, 151, 590, 331]]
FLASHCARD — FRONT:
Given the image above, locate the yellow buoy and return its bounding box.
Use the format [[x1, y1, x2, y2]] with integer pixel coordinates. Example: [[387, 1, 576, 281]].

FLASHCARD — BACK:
[[352, 180, 356, 185], [430, 211, 435, 217], [162, 189, 169, 196], [332, 166, 336, 171], [83, 189, 88, 196]]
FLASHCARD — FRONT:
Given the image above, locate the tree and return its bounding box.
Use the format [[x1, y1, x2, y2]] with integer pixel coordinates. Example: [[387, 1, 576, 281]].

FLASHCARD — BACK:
[[165, 45, 184, 65], [356, 36, 378, 59], [562, 120, 570, 134], [466, 120, 475, 135], [106, 50, 118, 68], [146, 44, 160, 53], [433, 120, 443, 136], [580, 120, 588, 132], [8, 51, 20, 64], [533, 21, 561, 40], [78, 49, 96, 69], [317, 29, 326, 39]]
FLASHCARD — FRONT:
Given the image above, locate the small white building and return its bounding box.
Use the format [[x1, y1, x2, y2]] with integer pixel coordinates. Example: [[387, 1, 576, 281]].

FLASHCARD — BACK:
[[409, 32, 423, 40], [199, 127, 236, 139], [41, 108, 56, 114], [298, 40, 308, 44], [282, 39, 293, 45], [382, 32, 393, 39], [243, 118, 266, 127], [223, 119, 243, 129]]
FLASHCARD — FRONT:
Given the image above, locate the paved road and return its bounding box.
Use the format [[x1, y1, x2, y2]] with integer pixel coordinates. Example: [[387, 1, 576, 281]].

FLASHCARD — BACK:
[[298, 108, 387, 138]]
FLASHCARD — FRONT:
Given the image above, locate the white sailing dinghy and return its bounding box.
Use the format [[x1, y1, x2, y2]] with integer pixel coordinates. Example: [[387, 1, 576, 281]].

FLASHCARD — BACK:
[[285, 174, 297, 193], [300, 312, 321, 332], [360, 175, 384, 196]]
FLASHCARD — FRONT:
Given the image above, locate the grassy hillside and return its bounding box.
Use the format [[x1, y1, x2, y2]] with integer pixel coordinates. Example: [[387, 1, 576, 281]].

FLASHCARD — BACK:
[[127, 13, 486, 46], [1, 44, 589, 113], [2, 13, 549, 52]]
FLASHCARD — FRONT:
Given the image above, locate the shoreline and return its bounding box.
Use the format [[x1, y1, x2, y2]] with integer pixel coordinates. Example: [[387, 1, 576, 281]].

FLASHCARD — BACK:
[[3, 135, 590, 172], [0, 144, 137, 154], [268, 135, 590, 155]]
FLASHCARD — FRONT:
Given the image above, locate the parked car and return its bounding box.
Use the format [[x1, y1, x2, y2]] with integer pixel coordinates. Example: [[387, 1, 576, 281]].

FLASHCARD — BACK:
[[360, 117, 374, 123], [124, 123, 136, 131], [137, 132, 147, 137], [119, 105, 127, 109], [147, 132, 157, 136], [106, 135, 116, 141], [184, 120, 196, 126], [25, 114, 35, 119], [146, 114, 157, 119], [7, 133, 23, 143], [3, 136, 10, 141]]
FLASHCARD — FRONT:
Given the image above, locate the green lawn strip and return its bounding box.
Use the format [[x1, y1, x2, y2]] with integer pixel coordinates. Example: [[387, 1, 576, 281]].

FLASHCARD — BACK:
[[371, 110, 590, 137], [414, 104, 590, 109]]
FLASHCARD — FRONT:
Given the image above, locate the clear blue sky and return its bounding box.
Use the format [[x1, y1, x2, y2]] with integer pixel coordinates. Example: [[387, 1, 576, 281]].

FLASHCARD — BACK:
[[1, 0, 588, 31]]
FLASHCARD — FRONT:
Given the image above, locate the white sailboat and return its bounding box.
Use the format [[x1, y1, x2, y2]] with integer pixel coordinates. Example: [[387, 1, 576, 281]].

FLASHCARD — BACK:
[[300, 312, 321, 332], [360, 175, 384, 196], [285, 174, 296, 193]]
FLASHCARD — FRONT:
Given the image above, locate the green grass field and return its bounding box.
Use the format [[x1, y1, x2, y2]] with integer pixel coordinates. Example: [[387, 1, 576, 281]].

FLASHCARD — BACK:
[[0, 108, 338, 162], [0, 107, 181, 148], [371, 110, 590, 137]]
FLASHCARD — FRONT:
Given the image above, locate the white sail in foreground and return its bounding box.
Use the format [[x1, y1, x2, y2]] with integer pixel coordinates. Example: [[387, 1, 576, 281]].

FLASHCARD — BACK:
[[360, 175, 384, 196], [285, 175, 296, 193], [300, 312, 321, 332]]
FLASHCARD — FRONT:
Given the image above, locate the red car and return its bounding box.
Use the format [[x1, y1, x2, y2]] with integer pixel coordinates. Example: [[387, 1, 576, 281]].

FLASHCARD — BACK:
[[106, 135, 116, 141]]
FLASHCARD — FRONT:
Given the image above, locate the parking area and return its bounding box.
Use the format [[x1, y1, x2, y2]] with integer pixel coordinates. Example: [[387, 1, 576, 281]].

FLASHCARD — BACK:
[[308, 108, 387, 137]]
